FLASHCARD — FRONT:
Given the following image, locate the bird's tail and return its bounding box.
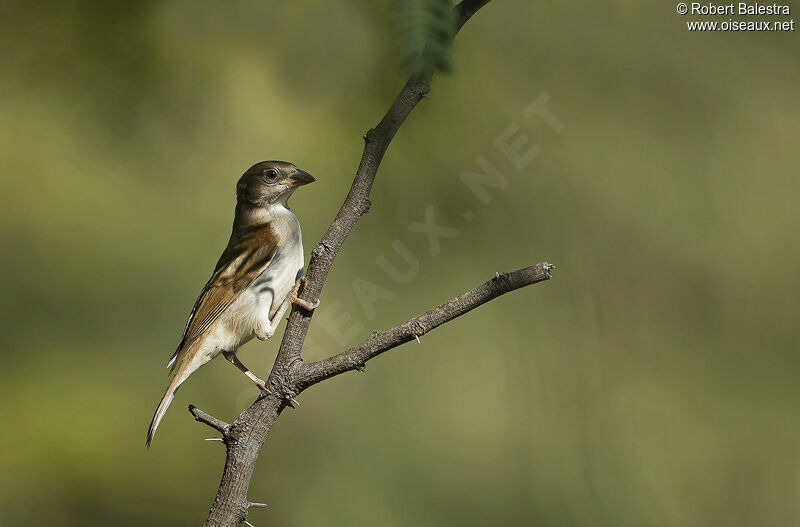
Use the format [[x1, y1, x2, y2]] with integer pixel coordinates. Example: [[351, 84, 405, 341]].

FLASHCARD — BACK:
[[146, 354, 200, 447]]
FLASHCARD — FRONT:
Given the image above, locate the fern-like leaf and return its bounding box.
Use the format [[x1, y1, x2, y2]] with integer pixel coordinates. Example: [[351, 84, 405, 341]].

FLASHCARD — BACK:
[[390, 0, 458, 80]]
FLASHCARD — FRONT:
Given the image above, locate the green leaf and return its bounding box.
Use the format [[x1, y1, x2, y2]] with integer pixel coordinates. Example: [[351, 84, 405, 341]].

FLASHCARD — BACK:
[[390, 0, 458, 80]]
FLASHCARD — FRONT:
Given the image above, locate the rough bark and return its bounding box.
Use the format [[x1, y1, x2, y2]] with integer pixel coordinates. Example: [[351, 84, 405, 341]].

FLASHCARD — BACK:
[[188, 2, 555, 525]]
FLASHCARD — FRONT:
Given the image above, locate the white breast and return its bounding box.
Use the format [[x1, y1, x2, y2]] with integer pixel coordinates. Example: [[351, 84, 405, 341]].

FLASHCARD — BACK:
[[248, 231, 304, 318], [220, 206, 304, 343], [253, 206, 304, 317]]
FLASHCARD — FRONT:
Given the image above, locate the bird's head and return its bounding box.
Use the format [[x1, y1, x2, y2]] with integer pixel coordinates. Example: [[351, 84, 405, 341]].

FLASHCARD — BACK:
[[236, 161, 315, 206]]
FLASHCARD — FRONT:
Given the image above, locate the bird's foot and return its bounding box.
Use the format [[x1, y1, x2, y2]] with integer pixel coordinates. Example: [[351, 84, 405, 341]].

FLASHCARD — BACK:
[[255, 381, 273, 398], [245, 372, 271, 395], [290, 276, 320, 311], [291, 295, 320, 311]]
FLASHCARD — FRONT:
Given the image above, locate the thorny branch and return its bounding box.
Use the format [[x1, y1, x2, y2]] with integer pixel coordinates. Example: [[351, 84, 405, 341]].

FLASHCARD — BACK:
[[186, 2, 555, 526], [295, 263, 554, 390]]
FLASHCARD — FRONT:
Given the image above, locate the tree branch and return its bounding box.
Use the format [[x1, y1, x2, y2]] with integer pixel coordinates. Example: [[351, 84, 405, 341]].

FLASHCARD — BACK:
[[297, 262, 555, 389], [266, 0, 494, 374], [457, 0, 493, 30], [189, 3, 556, 526], [188, 404, 230, 436]]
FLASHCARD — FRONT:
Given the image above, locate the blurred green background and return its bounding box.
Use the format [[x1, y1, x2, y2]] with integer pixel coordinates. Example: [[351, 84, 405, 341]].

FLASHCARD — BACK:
[[1, 1, 799, 525]]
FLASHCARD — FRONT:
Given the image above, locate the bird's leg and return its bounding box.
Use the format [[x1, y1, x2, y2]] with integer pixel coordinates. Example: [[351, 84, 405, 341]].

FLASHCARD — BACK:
[[222, 350, 269, 393], [289, 276, 320, 311]]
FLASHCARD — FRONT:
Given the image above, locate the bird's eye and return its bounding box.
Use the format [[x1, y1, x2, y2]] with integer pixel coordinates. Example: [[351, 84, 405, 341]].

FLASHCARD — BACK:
[[265, 169, 279, 181]]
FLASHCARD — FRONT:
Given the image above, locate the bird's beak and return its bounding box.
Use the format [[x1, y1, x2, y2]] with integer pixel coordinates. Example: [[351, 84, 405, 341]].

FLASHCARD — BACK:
[[287, 169, 315, 187]]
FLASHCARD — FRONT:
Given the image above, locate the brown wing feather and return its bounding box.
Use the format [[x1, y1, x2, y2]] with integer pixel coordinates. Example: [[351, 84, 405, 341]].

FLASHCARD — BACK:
[[167, 224, 279, 371]]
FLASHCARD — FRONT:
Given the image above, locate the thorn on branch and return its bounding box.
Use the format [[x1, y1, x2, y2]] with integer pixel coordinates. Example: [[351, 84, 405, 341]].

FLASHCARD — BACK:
[[411, 80, 431, 100], [248, 502, 268, 509], [363, 128, 378, 143], [414, 334, 421, 344], [355, 363, 366, 373], [244, 521, 255, 527], [204, 437, 225, 443], [360, 198, 372, 214], [409, 320, 426, 339], [311, 242, 332, 259], [493, 271, 512, 287]]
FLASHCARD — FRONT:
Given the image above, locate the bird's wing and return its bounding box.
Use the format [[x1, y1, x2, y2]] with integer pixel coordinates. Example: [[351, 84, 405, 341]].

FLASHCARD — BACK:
[[167, 224, 279, 371]]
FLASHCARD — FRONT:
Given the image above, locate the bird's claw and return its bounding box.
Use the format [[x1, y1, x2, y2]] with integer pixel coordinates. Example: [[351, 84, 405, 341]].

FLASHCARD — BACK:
[[291, 296, 320, 311], [290, 277, 319, 311]]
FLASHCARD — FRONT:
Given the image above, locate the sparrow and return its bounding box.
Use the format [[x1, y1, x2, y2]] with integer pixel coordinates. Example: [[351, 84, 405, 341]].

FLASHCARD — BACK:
[[146, 161, 318, 447]]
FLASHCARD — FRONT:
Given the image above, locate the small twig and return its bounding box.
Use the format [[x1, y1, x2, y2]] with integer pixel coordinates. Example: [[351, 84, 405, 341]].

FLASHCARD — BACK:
[[188, 405, 230, 436]]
